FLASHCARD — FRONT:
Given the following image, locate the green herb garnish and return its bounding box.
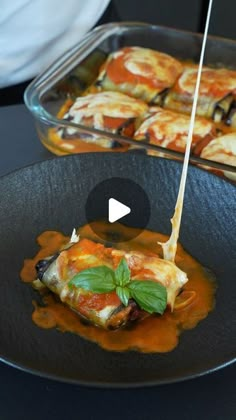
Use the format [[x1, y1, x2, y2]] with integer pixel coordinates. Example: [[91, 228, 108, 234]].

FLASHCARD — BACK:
[[69, 258, 167, 315]]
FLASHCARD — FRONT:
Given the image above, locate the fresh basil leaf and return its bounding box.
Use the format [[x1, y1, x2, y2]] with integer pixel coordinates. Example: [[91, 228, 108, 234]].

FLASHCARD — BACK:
[[128, 280, 167, 314], [116, 286, 130, 307], [115, 258, 130, 287], [69, 266, 116, 293]]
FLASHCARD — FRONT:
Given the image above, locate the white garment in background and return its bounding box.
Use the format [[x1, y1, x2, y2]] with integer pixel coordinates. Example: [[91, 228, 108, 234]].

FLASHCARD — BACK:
[[0, 0, 110, 87]]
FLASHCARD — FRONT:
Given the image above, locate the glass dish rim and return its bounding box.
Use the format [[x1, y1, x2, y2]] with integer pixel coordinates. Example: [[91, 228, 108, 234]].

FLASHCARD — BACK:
[[24, 21, 236, 176]]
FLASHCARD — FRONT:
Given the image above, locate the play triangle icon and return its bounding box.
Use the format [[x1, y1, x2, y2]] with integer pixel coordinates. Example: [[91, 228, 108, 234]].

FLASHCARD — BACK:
[[108, 198, 131, 223]]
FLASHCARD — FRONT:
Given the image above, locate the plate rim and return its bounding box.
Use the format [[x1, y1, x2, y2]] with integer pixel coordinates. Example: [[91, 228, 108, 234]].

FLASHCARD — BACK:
[[1, 349, 235, 388]]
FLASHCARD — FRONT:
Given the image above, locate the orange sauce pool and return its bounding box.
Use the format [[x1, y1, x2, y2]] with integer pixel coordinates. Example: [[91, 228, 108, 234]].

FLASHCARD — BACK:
[[45, 130, 127, 156], [20, 222, 216, 353]]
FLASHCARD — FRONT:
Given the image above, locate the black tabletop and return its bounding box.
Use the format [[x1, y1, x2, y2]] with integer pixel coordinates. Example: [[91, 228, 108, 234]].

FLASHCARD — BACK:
[[0, 104, 235, 420]]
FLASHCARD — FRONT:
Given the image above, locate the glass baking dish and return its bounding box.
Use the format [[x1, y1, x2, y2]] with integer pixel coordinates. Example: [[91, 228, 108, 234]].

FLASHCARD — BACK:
[[24, 22, 236, 180]]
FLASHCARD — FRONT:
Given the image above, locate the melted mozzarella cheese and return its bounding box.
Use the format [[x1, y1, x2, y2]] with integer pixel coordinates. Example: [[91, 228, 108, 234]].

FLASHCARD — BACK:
[[41, 240, 188, 312], [160, 0, 214, 262], [111, 249, 188, 310], [123, 47, 183, 85], [70, 228, 80, 243], [64, 91, 148, 134], [200, 133, 236, 180], [69, 91, 148, 120], [178, 66, 236, 99], [134, 107, 213, 148]]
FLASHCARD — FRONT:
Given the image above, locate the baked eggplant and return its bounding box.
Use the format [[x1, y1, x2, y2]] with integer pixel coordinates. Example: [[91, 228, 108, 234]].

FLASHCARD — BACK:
[[164, 65, 236, 121], [96, 47, 183, 104], [55, 91, 148, 150], [134, 106, 216, 155], [35, 237, 188, 329], [200, 132, 236, 181], [226, 102, 236, 128]]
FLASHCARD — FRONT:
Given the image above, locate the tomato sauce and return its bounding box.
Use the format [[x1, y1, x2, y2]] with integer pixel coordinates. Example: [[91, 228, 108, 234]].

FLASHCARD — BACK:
[[103, 47, 181, 91], [20, 222, 216, 353]]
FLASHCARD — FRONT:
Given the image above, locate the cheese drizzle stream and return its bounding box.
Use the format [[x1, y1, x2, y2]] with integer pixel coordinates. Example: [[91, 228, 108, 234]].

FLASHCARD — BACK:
[[160, 0, 214, 262]]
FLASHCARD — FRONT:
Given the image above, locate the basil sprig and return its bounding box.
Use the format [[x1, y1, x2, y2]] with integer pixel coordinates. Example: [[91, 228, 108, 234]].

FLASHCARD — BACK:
[[69, 258, 167, 314]]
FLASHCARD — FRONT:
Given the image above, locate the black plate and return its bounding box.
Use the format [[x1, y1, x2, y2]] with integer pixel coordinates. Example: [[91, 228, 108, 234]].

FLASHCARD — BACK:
[[0, 153, 235, 387]]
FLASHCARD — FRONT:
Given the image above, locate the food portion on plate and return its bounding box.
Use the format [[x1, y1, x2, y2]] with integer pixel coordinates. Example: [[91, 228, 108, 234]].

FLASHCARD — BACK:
[[20, 222, 216, 353], [44, 45, 236, 179], [34, 236, 186, 328]]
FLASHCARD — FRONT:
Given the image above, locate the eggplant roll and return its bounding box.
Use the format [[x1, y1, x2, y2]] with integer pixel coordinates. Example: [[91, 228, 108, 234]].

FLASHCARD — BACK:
[[226, 102, 236, 128], [134, 107, 216, 155], [35, 238, 188, 330], [96, 47, 183, 104], [164, 65, 236, 121], [200, 132, 236, 181], [56, 91, 148, 150]]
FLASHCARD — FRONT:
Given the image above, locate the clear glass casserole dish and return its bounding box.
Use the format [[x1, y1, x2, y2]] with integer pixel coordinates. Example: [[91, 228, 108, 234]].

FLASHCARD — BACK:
[[24, 22, 236, 180]]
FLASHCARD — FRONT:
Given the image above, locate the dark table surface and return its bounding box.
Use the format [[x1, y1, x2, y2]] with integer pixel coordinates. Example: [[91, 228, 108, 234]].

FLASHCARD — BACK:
[[0, 104, 235, 420]]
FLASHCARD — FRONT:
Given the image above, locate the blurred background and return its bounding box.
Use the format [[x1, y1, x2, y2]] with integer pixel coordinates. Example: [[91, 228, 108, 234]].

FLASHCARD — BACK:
[[1, 0, 235, 106], [113, 0, 235, 39]]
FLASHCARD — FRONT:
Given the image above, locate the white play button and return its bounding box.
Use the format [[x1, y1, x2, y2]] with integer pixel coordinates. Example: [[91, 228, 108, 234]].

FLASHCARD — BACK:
[[86, 177, 150, 242], [108, 198, 131, 223]]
